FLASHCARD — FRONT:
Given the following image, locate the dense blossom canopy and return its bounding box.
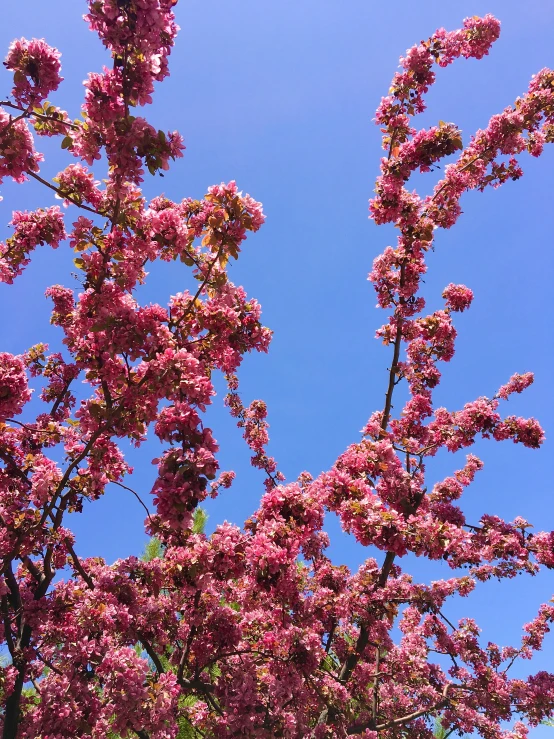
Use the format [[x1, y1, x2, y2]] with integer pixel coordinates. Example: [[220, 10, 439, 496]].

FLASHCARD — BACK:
[[0, 3, 552, 738]]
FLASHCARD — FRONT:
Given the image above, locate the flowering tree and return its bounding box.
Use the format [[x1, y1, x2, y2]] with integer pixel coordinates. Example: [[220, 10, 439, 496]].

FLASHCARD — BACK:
[[0, 3, 553, 738]]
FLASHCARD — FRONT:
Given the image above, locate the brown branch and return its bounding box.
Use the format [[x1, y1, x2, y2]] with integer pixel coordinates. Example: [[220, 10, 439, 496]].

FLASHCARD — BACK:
[[177, 590, 202, 683], [372, 647, 380, 722], [376, 685, 450, 731], [380, 314, 404, 433], [35, 650, 63, 677], [333, 145, 497, 738], [429, 151, 491, 206], [50, 377, 76, 417], [2, 563, 36, 739], [4, 564, 22, 617], [40, 428, 103, 528], [112, 480, 153, 522], [26, 171, 105, 217], [0, 449, 31, 489], [66, 542, 94, 590], [22, 557, 43, 585], [324, 621, 336, 654], [377, 551, 396, 588], [2, 110, 27, 131], [346, 684, 450, 734], [170, 248, 223, 332], [5, 419, 60, 437], [1, 595, 15, 657], [53, 532, 166, 682], [139, 636, 165, 676], [0, 101, 80, 131], [224, 390, 281, 489], [502, 645, 528, 675], [437, 610, 457, 631]]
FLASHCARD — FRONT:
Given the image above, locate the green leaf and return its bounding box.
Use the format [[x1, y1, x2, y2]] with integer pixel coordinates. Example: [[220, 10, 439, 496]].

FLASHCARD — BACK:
[[192, 507, 208, 535], [142, 537, 164, 562]]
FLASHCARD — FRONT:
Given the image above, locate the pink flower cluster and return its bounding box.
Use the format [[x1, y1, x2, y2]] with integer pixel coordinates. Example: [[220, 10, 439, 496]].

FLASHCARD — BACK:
[[0, 352, 32, 419], [0, 109, 42, 184], [442, 283, 474, 312], [0, 206, 66, 283], [497, 372, 535, 400], [4, 38, 62, 108], [226, 376, 284, 490]]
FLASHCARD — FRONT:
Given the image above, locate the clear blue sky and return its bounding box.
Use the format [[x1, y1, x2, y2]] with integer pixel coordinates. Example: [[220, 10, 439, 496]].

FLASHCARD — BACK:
[[1, 1, 553, 732]]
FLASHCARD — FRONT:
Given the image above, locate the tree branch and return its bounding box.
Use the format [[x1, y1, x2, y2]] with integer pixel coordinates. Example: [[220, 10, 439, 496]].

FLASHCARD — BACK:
[[26, 171, 105, 216]]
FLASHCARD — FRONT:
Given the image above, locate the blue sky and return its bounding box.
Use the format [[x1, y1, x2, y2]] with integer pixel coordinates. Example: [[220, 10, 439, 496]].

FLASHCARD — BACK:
[[1, 1, 553, 731]]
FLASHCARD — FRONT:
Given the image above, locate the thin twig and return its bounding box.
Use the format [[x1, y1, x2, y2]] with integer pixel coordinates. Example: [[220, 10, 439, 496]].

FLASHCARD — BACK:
[[26, 171, 105, 217], [112, 480, 153, 522], [0, 100, 80, 131]]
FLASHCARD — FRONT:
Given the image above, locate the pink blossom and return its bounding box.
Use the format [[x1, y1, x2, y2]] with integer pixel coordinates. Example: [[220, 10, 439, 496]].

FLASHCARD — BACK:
[[0, 206, 65, 282], [442, 283, 474, 312], [0, 353, 32, 419], [0, 110, 42, 184], [497, 372, 534, 400], [5, 38, 62, 107]]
